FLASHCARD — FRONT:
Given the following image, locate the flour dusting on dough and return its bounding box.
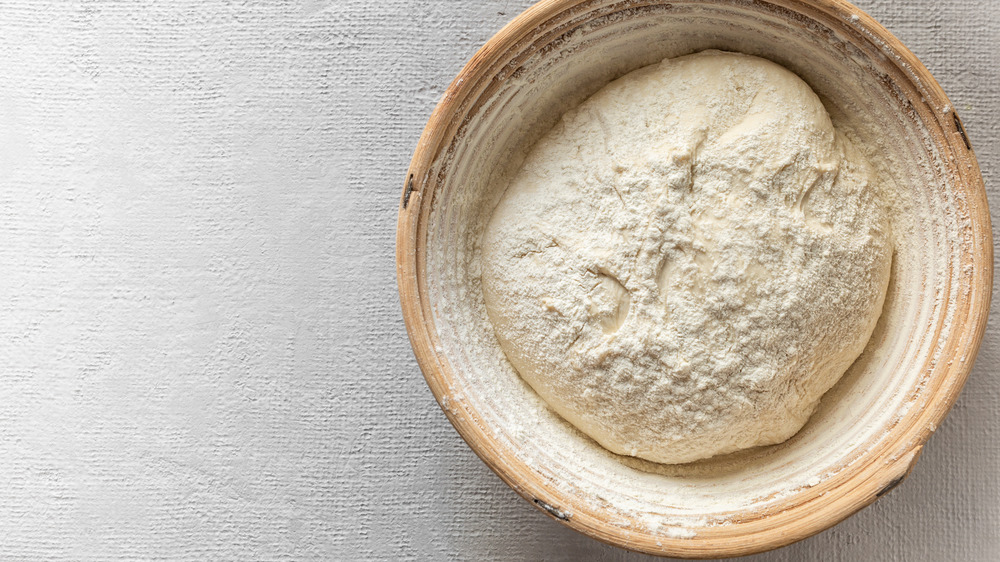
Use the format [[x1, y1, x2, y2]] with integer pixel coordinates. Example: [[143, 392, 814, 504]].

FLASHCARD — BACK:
[[481, 51, 892, 464]]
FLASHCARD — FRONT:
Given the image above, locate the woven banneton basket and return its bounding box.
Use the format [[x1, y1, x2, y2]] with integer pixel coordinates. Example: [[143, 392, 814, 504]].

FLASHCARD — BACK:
[[397, 0, 991, 557]]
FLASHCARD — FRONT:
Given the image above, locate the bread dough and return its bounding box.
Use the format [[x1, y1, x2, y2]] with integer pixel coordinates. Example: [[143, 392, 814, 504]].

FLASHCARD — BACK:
[[480, 51, 892, 464]]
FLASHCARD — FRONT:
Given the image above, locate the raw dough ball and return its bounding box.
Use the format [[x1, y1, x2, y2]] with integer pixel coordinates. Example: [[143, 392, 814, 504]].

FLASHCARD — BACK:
[[481, 51, 892, 464]]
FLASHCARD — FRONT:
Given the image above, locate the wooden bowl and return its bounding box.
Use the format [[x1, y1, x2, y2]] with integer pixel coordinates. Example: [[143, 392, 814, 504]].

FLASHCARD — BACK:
[[396, 0, 991, 557]]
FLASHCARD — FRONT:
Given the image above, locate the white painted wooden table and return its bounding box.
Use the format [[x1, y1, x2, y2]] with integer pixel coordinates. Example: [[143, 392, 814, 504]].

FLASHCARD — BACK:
[[0, 1, 996, 560]]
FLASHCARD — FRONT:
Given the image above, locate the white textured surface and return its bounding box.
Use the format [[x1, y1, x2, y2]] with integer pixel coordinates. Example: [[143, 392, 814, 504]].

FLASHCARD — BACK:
[[0, 1, 995, 560]]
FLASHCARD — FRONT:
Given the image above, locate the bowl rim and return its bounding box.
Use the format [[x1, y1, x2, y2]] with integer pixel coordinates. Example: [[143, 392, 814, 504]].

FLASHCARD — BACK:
[[395, 0, 993, 557]]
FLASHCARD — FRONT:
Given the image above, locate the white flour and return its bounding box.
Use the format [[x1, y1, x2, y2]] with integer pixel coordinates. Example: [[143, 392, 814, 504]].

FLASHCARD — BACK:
[[481, 51, 893, 464]]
